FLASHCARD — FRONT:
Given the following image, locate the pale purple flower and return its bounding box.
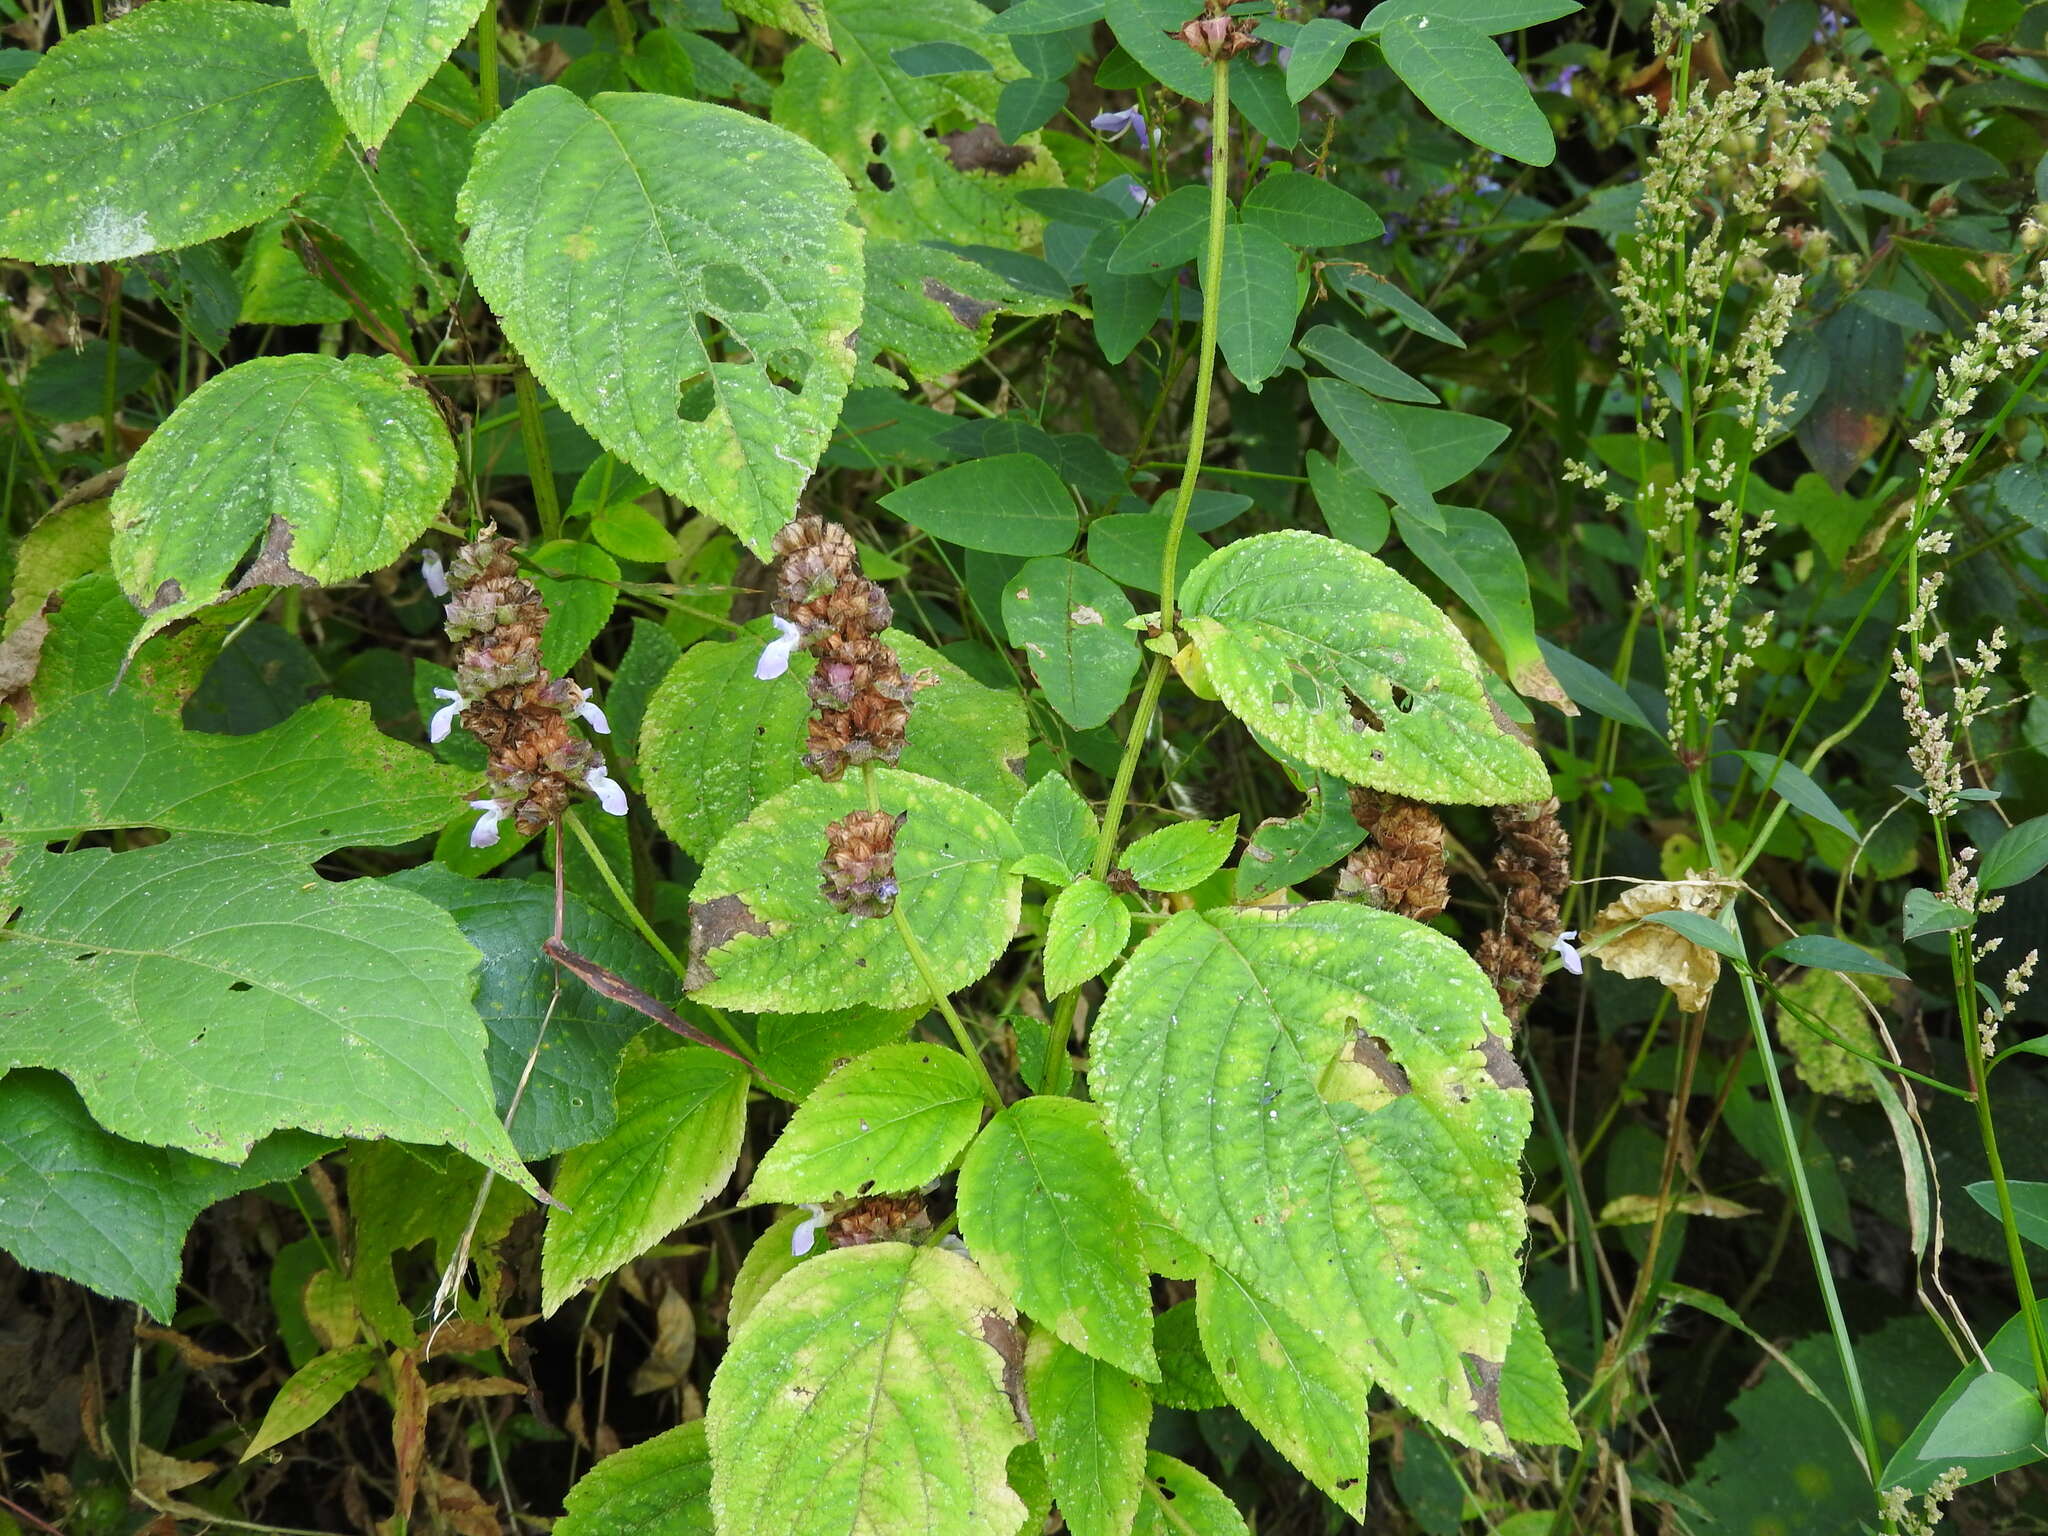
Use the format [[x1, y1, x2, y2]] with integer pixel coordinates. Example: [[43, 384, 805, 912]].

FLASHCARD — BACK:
[[574, 698, 611, 734], [468, 798, 506, 848], [755, 615, 803, 681], [1090, 106, 1151, 150], [1551, 930, 1583, 975], [428, 687, 465, 744], [585, 763, 627, 817], [790, 1203, 829, 1256], [421, 549, 449, 598]]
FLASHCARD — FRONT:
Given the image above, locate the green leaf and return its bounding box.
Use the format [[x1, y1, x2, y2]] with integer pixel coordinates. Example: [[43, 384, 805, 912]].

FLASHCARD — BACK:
[[1197, 1265, 1370, 1517], [1377, 15, 1555, 166], [987, 0, 1106, 32], [1092, 903, 1532, 1452], [1395, 505, 1567, 708], [708, 1243, 1029, 1536], [1234, 771, 1367, 901], [1306, 378, 1438, 522], [1121, 817, 1237, 892], [865, 240, 1067, 383], [1286, 18, 1361, 100], [1297, 324, 1437, 402], [0, 1070, 328, 1319], [1132, 1452, 1248, 1535], [1012, 773, 1099, 884], [1085, 514, 1212, 595], [1767, 935, 1908, 980], [1207, 222, 1301, 388], [1242, 171, 1384, 248], [1230, 61, 1300, 150], [541, 1046, 751, 1314], [1964, 1181, 2048, 1250], [1152, 1300, 1226, 1409], [1919, 1372, 2047, 1461], [1500, 1295, 1578, 1446], [881, 454, 1079, 555], [1902, 887, 1974, 940], [746, 1042, 987, 1203], [893, 40, 993, 74], [1365, 0, 1584, 31], [1884, 1310, 2048, 1495], [460, 87, 861, 556], [1025, 1332, 1152, 1536], [557, 1419, 714, 1536], [1106, 185, 1215, 274], [727, 0, 834, 51], [1535, 639, 1655, 733], [1002, 557, 1142, 730], [1642, 908, 1747, 962], [1309, 450, 1391, 552], [292, 0, 486, 148], [643, 620, 1027, 858], [1731, 750, 1858, 842], [527, 539, 621, 675], [1385, 403, 1511, 490], [774, 0, 1059, 249], [1105, 0, 1212, 98], [958, 1098, 1157, 1376], [243, 1344, 379, 1460], [0, 0, 345, 262], [998, 76, 1071, 141], [0, 689, 531, 1186], [1044, 878, 1133, 998], [348, 1139, 528, 1344], [1982, 815, 2048, 892], [754, 1006, 922, 1100], [110, 354, 453, 638], [1180, 531, 1549, 804]]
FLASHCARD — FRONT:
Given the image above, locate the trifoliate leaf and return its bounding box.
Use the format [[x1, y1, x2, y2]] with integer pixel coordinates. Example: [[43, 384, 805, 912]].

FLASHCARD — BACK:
[[746, 1043, 986, 1203], [1091, 903, 1532, 1453], [293, 0, 488, 149], [1043, 877, 1131, 998], [460, 88, 862, 555], [708, 1243, 1029, 1536], [1025, 1331, 1152, 1536]]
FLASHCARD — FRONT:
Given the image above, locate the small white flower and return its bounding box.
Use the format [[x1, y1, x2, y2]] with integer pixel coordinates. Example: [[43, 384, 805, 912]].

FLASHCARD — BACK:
[[755, 615, 803, 681], [468, 798, 506, 849], [428, 687, 465, 744], [586, 763, 628, 817], [574, 698, 611, 734], [1551, 930, 1583, 976], [790, 1203, 828, 1256], [421, 549, 449, 598]]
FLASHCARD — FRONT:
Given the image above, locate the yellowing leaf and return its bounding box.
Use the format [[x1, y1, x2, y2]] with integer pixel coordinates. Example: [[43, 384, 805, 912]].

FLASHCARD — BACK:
[[1588, 879, 1726, 1013]]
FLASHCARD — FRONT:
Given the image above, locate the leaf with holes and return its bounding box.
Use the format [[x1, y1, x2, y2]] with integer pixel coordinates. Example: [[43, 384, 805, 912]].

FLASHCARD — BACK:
[[1179, 532, 1547, 803], [1026, 1331, 1152, 1536], [746, 1043, 987, 1203], [642, 620, 1027, 859], [293, 0, 488, 149], [708, 1243, 1028, 1536], [1002, 557, 1141, 730], [864, 239, 1069, 382], [773, 0, 1059, 249], [460, 88, 862, 555], [959, 1096, 1157, 1377], [1091, 903, 1533, 1452], [110, 354, 454, 642], [0, 688, 531, 1187], [541, 1045, 751, 1314], [0, 0, 345, 262], [1132, 1453, 1248, 1535], [557, 1418, 714, 1536]]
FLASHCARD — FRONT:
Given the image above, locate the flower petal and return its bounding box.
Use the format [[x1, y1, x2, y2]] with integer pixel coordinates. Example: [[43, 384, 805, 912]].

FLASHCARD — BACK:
[[428, 689, 465, 744], [790, 1203, 828, 1257], [755, 616, 803, 681], [575, 699, 611, 734], [421, 549, 449, 598], [586, 765, 628, 817], [467, 799, 504, 849]]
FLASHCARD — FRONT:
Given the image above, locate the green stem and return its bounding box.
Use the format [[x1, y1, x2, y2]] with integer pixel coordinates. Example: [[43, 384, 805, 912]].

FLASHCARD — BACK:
[[1963, 1031, 2048, 1398], [101, 270, 123, 472], [476, 2, 500, 119], [513, 368, 561, 542], [0, 366, 61, 497], [605, 0, 638, 52]]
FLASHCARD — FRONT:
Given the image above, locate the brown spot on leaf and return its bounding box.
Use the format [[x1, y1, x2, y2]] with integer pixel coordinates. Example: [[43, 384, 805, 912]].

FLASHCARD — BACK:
[[940, 124, 1035, 174], [684, 893, 772, 991], [1344, 687, 1385, 733], [1346, 1033, 1412, 1097], [1478, 1031, 1527, 1093], [921, 277, 999, 330], [1461, 1352, 1504, 1435], [146, 578, 185, 613], [239, 515, 321, 593], [979, 1313, 1034, 1435]]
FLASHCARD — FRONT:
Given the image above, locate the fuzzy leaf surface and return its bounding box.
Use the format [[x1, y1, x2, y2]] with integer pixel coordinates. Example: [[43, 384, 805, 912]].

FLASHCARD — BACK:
[[1025, 1331, 1152, 1536], [558, 1419, 713, 1535], [1043, 877, 1131, 998], [746, 1043, 986, 1203], [293, 0, 488, 148]]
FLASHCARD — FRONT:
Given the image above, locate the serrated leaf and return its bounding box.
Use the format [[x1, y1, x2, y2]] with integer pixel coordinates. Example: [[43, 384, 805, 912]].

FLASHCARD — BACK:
[[1180, 531, 1548, 803], [1120, 817, 1236, 893], [243, 1343, 379, 1460], [746, 1042, 985, 1203], [1092, 903, 1532, 1452], [708, 1243, 1028, 1536], [1378, 15, 1555, 166], [558, 1419, 713, 1535], [387, 869, 672, 1160], [0, 689, 530, 1185], [865, 240, 1067, 382], [1013, 773, 1098, 884], [881, 454, 1079, 555], [1132, 1453, 1248, 1536], [1025, 1332, 1152, 1536], [1044, 878, 1132, 997], [643, 621, 1027, 858], [1002, 556, 1141, 730], [542, 1046, 750, 1314], [527, 539, 620, 675], [0, 1070, 328, 1319], [1241, 171, 1383, 248], [1500, 1294, 1578, 1446], [0, 0, 345, 262], [293, 0, 487, 149], [460, 87, 861, 555], [110, 354, 454, 637], [728, 0, 835, 50], [958, 1097, 1157, 1376], [1197, 1265, 1369, 1517], [1152, 1300, 1226, 1409], [1207, 222, 1300, 388], [754, 1006, 922, 1099]]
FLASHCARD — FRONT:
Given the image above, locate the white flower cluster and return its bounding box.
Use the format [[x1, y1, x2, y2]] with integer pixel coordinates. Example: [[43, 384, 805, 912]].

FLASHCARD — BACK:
[[1661, 441, 1777, 751]]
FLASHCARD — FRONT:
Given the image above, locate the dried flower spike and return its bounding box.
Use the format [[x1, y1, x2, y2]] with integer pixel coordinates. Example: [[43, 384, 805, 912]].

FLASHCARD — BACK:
[[820, 809, 905, 918], [1339, 790, 1451, 922], [1474, 798, 1573, 1021]]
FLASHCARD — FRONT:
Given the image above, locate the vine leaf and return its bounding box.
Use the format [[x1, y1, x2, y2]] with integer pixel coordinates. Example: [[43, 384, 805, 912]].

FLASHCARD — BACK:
[[1197, 1265, 1370, 1516], [557, 1419, 714, 1535], [1375, 14, 1557, 166], [541, 1045, 751, 1316], [1180, 530, 1548, 804], [1002, 556, 1141, 731], [1043, 877, 1130, 998], [0, 688, 533, 1189], [0, 1070, 330, 1319], [292, 0, 488, 149], [684, 768, 1022, 1013], [707, 1243, 1029, 1536], [110, 354, 455, 645], [745, 1043, 987, 1204], [642, 620, 1026, 859], [1090, 902, 1534, 1453], [957, 1097, 1158, 1379], [459, 88, 863, 555], [1025, 1331, 1152, 1536], [0, 0, 344, 262]]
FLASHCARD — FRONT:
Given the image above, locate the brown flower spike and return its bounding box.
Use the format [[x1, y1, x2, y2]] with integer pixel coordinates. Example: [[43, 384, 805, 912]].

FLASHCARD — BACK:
[[820, 809, 905, 918], [1339, 789, 1451, 922], [433, 527, 625, 846], [1474, 798, 1573, 1021]]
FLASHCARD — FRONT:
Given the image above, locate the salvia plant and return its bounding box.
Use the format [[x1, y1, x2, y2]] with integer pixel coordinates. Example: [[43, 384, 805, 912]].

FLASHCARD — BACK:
[[2, 0, 2048, 1532]]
